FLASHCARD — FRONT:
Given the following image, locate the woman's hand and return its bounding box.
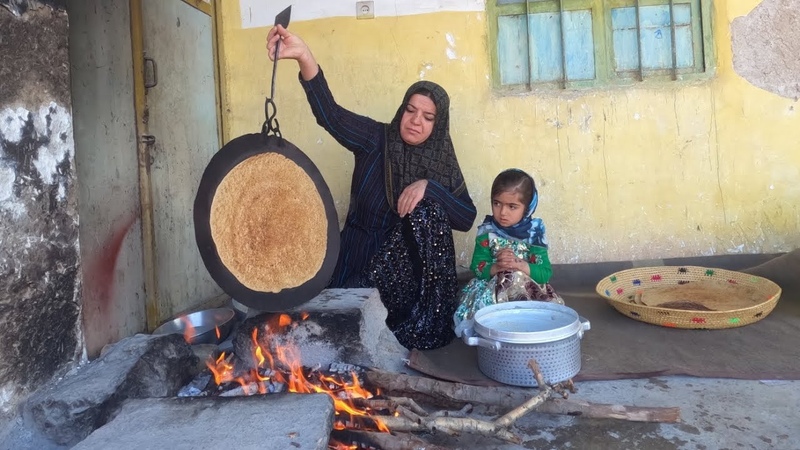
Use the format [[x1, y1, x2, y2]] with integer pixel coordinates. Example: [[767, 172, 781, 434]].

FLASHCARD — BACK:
[[266, 25, 319, 80], [397, 179, 428, 217]]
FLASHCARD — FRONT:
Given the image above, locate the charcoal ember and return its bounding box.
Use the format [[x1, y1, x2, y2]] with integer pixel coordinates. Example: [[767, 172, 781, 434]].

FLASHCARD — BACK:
[[328, 362, 364, 375], [178, 372, 212, 397], [219, 383, 261, 397]]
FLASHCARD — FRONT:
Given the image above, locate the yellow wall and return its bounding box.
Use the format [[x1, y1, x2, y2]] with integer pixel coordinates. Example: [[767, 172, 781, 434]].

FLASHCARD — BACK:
[[216, 1, 799, 266]]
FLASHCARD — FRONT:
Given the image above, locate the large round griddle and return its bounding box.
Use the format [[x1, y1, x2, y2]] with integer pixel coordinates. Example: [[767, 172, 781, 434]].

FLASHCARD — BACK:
[[194, 133, 339, 312]]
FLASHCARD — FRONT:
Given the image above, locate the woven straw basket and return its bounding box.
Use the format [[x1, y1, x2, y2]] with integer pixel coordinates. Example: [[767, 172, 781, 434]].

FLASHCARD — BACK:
[[595, 266, 781, 329]]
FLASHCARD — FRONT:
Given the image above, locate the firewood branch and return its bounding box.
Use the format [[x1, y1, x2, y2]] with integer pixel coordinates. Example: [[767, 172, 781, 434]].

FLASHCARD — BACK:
[[377, 415, 521, 444], [430, 403, 473, 418], [495, 360, 552, 427], [365, 368, 680, 423], [356, 397, 428, 416]]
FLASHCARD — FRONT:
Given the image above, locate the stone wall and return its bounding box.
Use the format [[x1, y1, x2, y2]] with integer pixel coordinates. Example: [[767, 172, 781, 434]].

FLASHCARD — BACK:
[[732, 0, 800, 101], [0, 0, 82, 416]]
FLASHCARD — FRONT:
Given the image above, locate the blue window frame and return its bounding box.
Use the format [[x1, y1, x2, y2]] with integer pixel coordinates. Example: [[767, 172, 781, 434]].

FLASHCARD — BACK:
[[490, 0, 715, 91]]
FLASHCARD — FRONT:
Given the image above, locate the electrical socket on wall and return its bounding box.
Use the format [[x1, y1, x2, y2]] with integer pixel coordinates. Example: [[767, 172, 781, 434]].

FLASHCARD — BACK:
[[356, 1, 374, 20]]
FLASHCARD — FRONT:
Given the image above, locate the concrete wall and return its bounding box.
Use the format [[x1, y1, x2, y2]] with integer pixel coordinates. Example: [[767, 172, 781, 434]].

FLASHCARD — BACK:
[[0, 0, 83, 415], [217, 0, 800, 266], [67, 0, 147, 358]]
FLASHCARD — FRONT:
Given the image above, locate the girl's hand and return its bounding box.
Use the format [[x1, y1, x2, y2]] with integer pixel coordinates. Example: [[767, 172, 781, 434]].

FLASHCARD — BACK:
[[397, 180, 428, 217], [495, 248, 515, 261], [493, 249, 530, 275], [266, 25, 318, 80]]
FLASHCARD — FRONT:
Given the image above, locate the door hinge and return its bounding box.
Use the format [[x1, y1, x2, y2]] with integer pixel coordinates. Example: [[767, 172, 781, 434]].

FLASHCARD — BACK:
[[140, 135, 156, 167]]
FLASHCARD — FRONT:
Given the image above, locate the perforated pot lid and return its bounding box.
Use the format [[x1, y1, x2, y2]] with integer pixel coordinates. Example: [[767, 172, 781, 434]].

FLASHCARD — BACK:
[[194, 133, 340, 312], [473, 301, 582, 344]]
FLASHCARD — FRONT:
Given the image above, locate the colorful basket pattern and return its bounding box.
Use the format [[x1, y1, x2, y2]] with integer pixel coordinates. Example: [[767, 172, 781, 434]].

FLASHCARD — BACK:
[[595, 266, 782, 329]]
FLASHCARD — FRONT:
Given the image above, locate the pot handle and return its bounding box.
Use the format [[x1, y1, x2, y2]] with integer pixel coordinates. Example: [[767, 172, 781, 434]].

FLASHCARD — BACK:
[[461, 330, 501, 350], [578, 316, 591, 339]]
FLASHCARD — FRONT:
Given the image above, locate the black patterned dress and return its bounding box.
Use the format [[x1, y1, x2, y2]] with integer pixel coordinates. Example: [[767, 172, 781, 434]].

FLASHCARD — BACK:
[[299, 68, 477, 349]]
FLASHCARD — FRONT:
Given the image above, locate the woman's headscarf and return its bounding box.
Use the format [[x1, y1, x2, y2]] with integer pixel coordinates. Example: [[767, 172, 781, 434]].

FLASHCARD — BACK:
[[384, 81, 467, 211], [477, 175, 547, 247]]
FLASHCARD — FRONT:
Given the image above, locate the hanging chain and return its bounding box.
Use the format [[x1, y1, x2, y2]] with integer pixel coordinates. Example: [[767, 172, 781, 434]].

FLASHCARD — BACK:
[[262, 41, 282, 138]]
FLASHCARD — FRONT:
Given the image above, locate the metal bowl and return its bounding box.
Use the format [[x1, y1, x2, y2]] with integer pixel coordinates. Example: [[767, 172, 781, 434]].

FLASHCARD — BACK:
[[153, 307, 235, 345]]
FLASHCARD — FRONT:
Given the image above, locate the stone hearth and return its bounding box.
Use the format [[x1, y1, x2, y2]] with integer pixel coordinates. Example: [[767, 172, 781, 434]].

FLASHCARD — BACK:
[[14, 288, 406, 450]]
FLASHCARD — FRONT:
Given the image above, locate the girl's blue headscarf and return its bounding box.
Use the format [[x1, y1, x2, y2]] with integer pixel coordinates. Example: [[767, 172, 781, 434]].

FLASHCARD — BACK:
[[476, 174, 547, 248]]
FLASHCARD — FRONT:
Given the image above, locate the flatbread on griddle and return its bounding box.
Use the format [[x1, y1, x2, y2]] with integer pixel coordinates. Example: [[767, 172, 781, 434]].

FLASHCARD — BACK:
[[639, 280, 761, 311], [209, 152, 326, 293]]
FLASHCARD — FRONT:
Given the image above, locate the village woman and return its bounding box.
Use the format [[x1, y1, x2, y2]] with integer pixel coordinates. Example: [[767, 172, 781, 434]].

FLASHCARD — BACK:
[[267, 25, 477, 350]]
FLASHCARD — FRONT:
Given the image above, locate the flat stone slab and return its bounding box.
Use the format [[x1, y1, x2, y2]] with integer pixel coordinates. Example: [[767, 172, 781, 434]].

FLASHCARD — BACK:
[[233, 289, 408, 373], [23, 334, 197, 446], [73, 394, 334, 450]]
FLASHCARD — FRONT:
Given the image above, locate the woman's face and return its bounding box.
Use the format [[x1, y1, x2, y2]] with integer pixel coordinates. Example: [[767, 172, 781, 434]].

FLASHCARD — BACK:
[[399, 94, 437, 146], [492, 190, 526, 228]]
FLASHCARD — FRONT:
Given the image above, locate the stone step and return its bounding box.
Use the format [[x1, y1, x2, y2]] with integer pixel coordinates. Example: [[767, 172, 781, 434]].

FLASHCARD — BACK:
[[72, 394, 334, 450]]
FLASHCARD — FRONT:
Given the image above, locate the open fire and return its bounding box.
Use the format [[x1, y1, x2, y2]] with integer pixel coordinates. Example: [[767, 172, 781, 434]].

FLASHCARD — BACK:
[[192, 313, 390, 449]]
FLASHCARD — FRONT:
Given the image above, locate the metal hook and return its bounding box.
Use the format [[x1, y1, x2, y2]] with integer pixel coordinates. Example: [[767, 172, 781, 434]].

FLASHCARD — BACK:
[[262, 6, 292, 139], [262, 39, 282, 138], [262, 97, 281, 138]]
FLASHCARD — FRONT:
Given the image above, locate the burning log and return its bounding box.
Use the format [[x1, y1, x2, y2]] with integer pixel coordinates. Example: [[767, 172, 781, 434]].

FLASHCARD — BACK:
[[365, 368, 680, 423]]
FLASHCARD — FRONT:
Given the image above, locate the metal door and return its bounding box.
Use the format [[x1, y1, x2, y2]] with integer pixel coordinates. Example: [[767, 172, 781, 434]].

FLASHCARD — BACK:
[[132, 0, 223, 328]]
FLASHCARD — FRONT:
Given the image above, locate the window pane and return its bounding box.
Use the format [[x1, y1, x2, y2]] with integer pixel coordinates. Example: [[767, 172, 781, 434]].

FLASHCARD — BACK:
[[498, 14, 530, 85], [498, 9, 596, 85], [611, 7, 639, 71], [612, 4, 695, 72], [639, 6, 674, 69], [528, 12, 563, 82], [673, 5, 695, 68], [563, 10, 595, 80]]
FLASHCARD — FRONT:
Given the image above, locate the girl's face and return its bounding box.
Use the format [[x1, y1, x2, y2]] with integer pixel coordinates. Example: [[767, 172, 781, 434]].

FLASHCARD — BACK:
[[492, 190, 526, 227], [399, 94, 437, 145]]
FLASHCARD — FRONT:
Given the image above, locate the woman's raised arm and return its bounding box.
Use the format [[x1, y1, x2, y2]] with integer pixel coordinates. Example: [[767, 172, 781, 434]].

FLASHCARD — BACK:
[[267, 24, 319, 81]]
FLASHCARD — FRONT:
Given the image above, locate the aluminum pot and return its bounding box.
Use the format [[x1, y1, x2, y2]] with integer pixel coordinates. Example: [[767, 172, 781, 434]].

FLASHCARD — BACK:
[[462, 301, 590, 387]]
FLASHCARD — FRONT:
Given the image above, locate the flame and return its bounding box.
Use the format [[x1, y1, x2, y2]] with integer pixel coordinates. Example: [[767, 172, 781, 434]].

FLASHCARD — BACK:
[[215, 325, 221, 340], [205, 317, 389, 433], [206, 352, 234, 385], [179, 315, 195, 344]]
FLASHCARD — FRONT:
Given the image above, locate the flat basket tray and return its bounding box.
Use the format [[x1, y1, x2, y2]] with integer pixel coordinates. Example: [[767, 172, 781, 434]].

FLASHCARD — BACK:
[[595, 266, 781, 329]]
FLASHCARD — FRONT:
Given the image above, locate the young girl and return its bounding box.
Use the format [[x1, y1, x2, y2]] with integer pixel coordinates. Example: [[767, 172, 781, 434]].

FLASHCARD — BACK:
[[453, 168, 562, 336]]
